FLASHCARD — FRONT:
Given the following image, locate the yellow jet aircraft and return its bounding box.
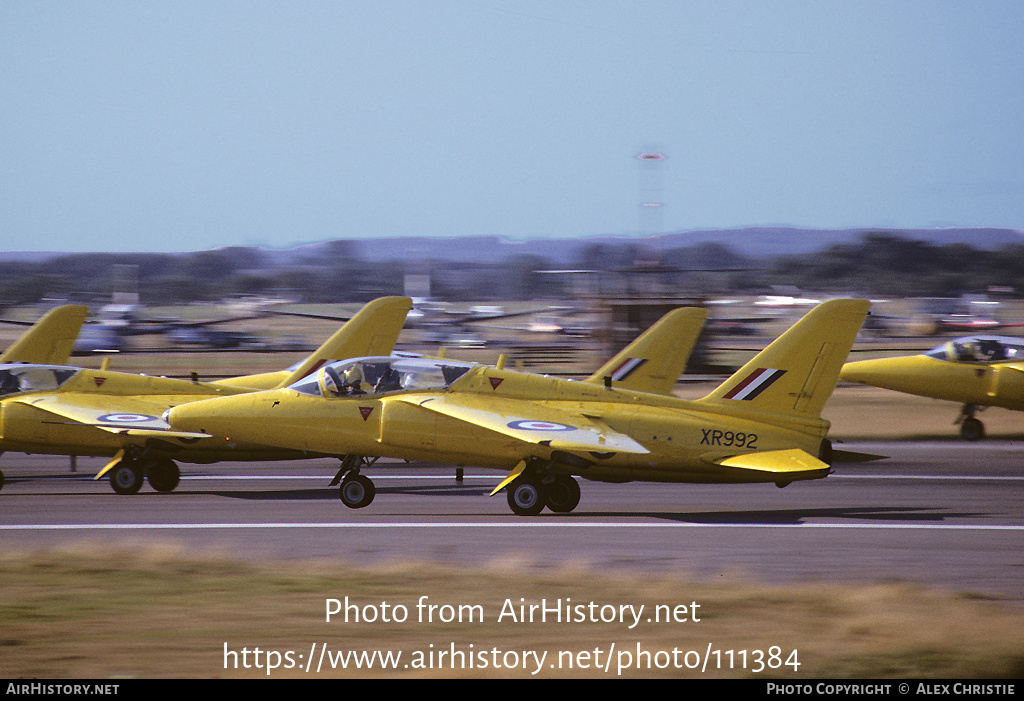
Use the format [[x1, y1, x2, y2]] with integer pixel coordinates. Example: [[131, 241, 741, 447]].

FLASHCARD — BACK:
[[167, 299, 870, 515], [840, 334, 1024, 441], [0, 305, 91, 491], [0, 296, 411, 494]]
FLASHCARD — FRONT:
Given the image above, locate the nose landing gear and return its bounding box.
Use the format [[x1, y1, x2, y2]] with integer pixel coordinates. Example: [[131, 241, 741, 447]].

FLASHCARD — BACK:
[[956, 404, 985, 441], [331, 455, 377, 508]]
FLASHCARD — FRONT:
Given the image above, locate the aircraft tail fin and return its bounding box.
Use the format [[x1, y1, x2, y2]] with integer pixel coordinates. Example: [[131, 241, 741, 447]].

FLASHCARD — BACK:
[[698, 299, 870, 418], [271, 296, 413, 389], [584, 307, 708, 395], [0, 305, 90, 365]]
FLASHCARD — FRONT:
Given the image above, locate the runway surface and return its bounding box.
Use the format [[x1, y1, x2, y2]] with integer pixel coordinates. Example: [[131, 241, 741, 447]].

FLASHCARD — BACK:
[[1, 441, 1022, 603]]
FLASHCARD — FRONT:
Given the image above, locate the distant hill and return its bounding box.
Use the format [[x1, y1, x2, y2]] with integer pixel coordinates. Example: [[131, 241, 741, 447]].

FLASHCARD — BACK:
[[4, 226, 1023, 265], [283, 226, 1024, 265]]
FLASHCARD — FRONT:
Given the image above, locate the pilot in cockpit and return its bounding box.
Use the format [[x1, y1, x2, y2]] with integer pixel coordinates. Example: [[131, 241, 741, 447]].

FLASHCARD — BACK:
[[341, 365, 365, 395], [323, 364, 366, 397], [373, 364, 402, 393], [976, 339, 1007, 361], [0, 370, 20, 396]]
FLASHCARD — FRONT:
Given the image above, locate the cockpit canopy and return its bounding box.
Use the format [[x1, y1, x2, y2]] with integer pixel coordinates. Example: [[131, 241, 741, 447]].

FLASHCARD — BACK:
[[924, 336, 1024, 364], [0, 364, 78, 397], [291, 356, 475, 398]]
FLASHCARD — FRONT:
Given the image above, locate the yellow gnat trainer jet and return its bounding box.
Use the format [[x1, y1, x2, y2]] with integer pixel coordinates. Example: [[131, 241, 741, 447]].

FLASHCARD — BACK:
[[0, 297, 411, 494], [168, 299, 871, 515], [0, 305, 91, 491], [841, 334, 1024, 441]]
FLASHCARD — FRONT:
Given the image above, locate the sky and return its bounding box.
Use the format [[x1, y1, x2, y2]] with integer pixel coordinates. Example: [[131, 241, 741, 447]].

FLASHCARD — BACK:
[[2, 1, 1023, 253]]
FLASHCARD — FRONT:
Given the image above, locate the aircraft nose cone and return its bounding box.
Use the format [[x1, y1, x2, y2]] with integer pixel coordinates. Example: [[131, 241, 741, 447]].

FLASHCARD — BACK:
[[168, 392, 286, 442], [840, 358, 894, 385], [840, 356, 934, 393], [165, 403, 204, 433], [167, 397, 245, 435]]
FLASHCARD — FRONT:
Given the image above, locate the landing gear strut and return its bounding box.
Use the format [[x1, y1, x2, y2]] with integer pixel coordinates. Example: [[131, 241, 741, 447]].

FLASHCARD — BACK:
[[502, 460, 582, 516], [332, 455, 377, 509], [340, 474, 375, 509], [956, 404, 985, 441], [106, 449, 181, 494]]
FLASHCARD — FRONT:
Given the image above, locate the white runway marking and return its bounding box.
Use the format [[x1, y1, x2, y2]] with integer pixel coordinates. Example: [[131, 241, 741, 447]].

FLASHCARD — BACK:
[[184, 474, 499, 480], [2, 522, 1022, 531], [51, 473, 1024, 482], [832, 475, 1024, 481]]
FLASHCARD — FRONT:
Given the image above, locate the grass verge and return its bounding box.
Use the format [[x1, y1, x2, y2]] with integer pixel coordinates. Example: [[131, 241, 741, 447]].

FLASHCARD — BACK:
[[1, 545, 1022, 679]]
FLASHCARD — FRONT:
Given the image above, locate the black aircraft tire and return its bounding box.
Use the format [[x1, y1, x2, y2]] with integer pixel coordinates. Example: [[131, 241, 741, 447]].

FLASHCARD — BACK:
[[339, 475, 375, 509], [147, 459, 181, 493], [109, 462, 144, 495], [960, 417, 985, 442], [0, 469, 4, 492], [507, 477, 546, 516], [544, 475, 581, 513]]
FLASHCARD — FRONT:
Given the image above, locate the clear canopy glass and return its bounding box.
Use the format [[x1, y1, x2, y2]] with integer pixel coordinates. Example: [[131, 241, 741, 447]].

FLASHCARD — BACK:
[[923, 336, 1024, 363], [0, 364, 79, 396], [291, 356, 475, 398]]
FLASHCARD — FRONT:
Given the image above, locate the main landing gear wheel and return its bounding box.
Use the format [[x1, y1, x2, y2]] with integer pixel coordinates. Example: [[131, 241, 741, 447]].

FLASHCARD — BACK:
[[339, 474, 375, 509], [544, 475, 581, 513], [959, 417, 985, 441], [109, 461, 144, 495], [507, 476, 546, 516], [147, 458, 180, 493]]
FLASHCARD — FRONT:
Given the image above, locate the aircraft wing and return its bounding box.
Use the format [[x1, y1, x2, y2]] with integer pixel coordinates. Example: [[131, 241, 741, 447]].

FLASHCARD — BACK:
[[395, 395, 650, 457], [11, 395, 210, 439]]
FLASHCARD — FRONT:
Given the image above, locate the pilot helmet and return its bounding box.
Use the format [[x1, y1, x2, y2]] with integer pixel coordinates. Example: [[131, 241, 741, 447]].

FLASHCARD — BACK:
[[343, 365, 363, 387]]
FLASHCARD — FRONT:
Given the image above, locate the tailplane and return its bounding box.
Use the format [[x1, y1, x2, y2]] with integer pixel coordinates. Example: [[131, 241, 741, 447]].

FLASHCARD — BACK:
[[584, 307, 708, 395], [699, 299, 870, 418], [0, 305, 90, 365]]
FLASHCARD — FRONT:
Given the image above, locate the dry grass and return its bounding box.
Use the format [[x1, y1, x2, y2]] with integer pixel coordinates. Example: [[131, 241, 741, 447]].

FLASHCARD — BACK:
[[1, 545, 1022, 679]]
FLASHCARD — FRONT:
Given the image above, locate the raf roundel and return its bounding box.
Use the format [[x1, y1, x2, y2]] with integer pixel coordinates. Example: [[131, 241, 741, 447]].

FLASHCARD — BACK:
[[507, 419, 576, 432], [97, 413, 159, 424]]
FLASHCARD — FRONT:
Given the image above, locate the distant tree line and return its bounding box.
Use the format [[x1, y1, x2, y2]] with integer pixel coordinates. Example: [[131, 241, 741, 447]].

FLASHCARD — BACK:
[[760, 233, 1024, 296], [0, 233, 1021, 307]]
